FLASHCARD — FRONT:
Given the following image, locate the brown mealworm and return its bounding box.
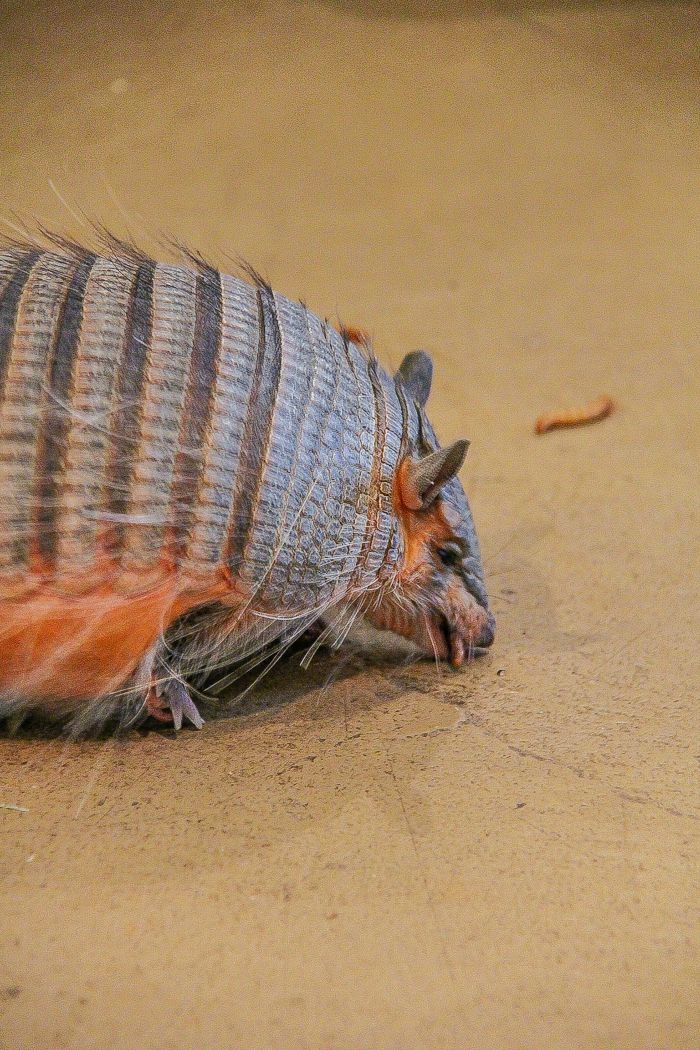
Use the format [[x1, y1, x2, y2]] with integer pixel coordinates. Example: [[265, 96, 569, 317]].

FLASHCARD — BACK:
[[534, 395, 615, 435]]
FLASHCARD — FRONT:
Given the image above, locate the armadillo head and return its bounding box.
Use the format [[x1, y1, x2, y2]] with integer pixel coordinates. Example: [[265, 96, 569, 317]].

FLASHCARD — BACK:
[[367, 351, 495, 666]]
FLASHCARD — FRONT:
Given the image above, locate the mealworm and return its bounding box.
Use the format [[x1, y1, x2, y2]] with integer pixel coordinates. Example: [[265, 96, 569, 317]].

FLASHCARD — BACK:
[[534, 395, 615, 435]]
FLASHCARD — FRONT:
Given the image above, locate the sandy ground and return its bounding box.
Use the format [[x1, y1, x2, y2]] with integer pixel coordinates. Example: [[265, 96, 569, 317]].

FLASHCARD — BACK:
[[0, 1, 699, 1047]]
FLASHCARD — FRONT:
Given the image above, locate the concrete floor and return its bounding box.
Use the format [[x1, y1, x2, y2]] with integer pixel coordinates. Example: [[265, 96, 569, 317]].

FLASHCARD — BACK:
[[0, 1, 698, 1047]]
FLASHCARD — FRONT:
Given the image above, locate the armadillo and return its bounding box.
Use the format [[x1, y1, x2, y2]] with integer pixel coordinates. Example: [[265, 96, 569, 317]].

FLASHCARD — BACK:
[[0, 237, 494, 733]]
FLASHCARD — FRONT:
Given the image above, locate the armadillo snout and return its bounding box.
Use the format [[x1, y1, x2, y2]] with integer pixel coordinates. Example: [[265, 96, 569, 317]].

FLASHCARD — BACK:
[[473, 610, 496, 649]]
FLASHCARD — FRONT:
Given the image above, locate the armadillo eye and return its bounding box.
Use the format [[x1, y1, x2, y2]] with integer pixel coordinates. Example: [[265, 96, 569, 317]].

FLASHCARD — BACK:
[[437, 542, 463, 569]]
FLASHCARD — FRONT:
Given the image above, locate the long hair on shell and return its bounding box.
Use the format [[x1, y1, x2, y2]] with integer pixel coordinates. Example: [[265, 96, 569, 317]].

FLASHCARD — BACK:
[[0, 225, 385, 736]]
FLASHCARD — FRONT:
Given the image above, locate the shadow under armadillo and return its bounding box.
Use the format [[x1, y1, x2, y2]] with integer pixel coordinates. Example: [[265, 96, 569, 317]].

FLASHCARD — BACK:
[[198, 624, 432, 723], [203, 621, 499, 731]]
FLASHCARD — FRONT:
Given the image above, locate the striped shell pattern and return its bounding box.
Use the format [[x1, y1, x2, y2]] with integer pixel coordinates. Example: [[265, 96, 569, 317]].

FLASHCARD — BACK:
[[0, 237, 491, 732]]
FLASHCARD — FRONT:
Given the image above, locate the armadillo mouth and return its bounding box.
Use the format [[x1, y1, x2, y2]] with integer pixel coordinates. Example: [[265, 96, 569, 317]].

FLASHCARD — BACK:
[[427, 614, 465, 668], [423, 614, 447, 662], [365, 598, 493, 668], [427, 612, 493, 669]]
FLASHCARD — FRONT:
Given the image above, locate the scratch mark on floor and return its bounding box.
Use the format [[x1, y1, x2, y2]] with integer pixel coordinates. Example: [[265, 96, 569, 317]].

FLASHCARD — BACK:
[[405, 709, 699, 823], [384, 748, 457, 989]]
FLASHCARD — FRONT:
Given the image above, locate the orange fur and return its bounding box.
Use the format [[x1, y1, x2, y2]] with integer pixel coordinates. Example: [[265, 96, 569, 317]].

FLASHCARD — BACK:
[[341, 325, 371, 346], [0, 575, 232, 704]]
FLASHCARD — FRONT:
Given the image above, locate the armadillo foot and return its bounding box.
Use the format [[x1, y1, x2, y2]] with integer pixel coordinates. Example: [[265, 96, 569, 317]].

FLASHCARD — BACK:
[[145, 676, 204, 731]]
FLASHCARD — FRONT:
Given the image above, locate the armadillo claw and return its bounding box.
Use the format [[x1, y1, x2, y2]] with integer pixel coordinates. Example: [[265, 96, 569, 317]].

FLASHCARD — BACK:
[[146, 677, 204, 731]]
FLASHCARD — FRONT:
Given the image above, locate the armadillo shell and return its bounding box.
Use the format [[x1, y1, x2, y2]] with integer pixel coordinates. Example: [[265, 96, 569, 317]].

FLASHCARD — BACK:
[[0, 241, 418, 725]]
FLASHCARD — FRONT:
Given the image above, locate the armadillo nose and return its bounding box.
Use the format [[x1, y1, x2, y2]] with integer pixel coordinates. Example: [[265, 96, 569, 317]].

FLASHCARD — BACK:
[[476, 611, 496, 649]]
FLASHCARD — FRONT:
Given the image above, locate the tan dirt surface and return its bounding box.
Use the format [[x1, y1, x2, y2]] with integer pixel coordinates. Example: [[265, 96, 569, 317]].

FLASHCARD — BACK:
[[0, 2, 698, 1047]]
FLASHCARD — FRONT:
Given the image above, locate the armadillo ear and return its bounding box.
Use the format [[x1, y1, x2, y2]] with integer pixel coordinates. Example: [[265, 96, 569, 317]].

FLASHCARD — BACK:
[[399, 439, 470, 511], [395, 350, 433, 407]]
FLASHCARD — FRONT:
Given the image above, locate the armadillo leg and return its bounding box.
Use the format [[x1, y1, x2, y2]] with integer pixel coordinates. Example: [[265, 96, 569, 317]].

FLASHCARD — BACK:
[[145, 672, 204, 730]]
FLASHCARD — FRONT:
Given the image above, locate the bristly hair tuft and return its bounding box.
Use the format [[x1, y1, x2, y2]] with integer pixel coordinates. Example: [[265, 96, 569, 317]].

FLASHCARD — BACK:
[[0, 223, 257, 288], [235, 257, 274, 295], [0, 220, 155, 268], [339, 324, 372, 349], [159, 233, 219, 273], [0, 221, 376, 361], [338, 321, 376, 365], [91, 223, 155, 266]]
